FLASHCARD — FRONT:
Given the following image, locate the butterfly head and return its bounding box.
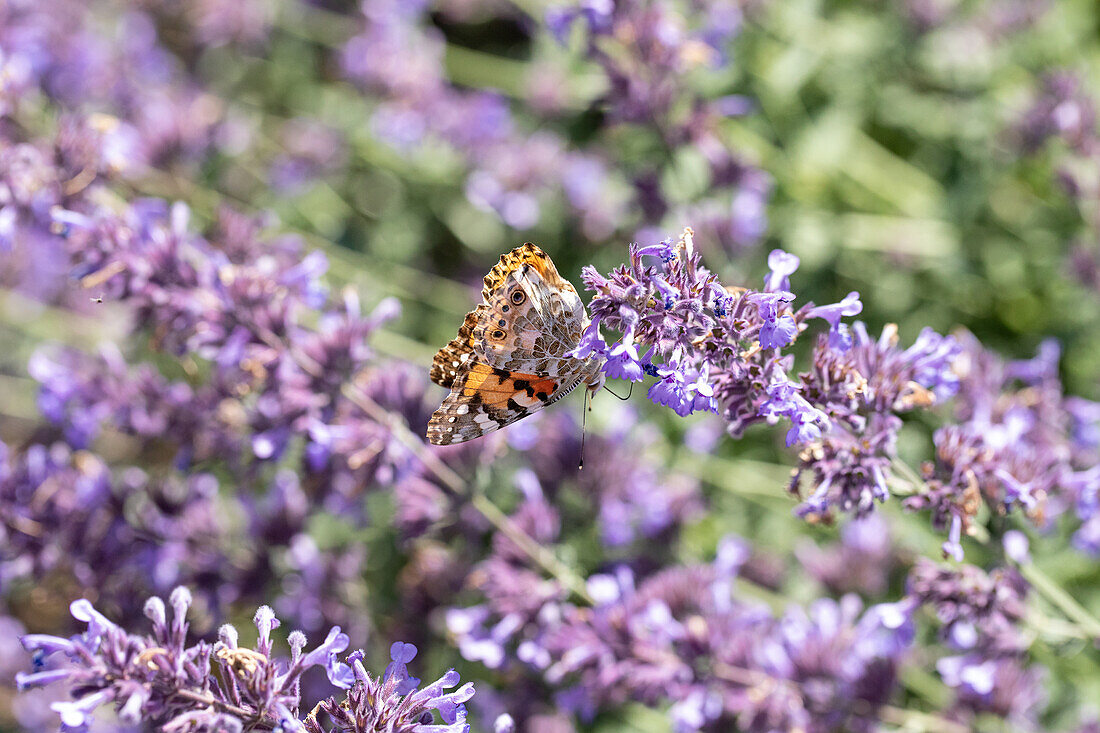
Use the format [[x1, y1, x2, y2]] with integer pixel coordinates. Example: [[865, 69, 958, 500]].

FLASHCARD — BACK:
[[585, 363, 606, 395]]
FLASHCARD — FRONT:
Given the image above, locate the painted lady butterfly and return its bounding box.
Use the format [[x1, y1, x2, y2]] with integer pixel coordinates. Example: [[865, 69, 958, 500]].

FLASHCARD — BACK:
[[427, 243, 606, 445]]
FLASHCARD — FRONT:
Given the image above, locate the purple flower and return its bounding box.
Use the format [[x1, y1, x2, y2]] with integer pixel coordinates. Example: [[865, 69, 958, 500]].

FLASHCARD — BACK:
[[684, 370, 718, 414], [648, 368, 691, 416], [938, 655, 1046, 728], [759, 375, 828, 447], [786, 407, 826, 446], [306, 643, 475, 733], [568, 319, 610, 360], [807, 292, 863, 350], [903, 331, 1092, 558], [907, 559, 1028, 655], [581, 230, 867, 462], [750, 292, 799, 350], [603, 341, 644, 382], [384, 641, 422, 696], [18, 589, 353, 730], [451, 546, 914, 731]]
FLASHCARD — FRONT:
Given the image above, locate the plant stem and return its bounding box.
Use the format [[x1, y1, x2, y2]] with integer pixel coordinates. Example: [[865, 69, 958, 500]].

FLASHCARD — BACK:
[[877, 704, 970, 733], [172, 688, 257, 722], [1019, 562, 1100, 641], [341, 383, 593, 604]]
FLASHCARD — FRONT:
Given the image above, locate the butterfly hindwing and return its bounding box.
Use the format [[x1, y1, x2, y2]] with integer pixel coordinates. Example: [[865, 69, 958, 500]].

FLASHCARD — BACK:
[[430, 306, 485, 389], [427, 362, 584, 445]]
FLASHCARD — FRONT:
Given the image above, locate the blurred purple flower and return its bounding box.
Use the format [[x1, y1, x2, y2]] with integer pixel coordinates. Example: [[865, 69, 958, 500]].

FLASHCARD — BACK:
[[18, 589, 350, 729]]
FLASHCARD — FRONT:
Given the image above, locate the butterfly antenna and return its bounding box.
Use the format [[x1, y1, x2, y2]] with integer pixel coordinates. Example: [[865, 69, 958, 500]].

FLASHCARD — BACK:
[[603, 382, 634, 401], [579, 389, 591, 470]]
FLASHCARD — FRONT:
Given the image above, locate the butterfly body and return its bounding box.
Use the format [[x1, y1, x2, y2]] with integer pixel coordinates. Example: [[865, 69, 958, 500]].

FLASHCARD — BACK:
[[427, 244, 604, 445]]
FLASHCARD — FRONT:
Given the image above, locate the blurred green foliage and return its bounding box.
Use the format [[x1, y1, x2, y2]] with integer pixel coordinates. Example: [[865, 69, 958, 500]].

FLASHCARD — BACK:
[[135, 0, 1100, 398], [5, 0, 1100, 728]]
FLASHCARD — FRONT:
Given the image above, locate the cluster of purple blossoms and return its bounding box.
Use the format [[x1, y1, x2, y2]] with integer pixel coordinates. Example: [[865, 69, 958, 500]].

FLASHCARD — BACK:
[[16, 588, 472, 732], [442, 432, 704, 680], [0, 440, 228, 625], [1, 0, 353, 209], [906, 554, 1046, 728], [306, 641, 473, 733], [449, 535, 915, 732], [906, 332, 1100, 559], [792, 321, 961, 519], [547, 1, 745, 125], [908, 556, 1029, 655], [575, 230, 867, 437], [36, 197, 412, 498], [339, 0, 770, 247], [581, 228, 1100, 562], [0, 112, 126, 309], [548, 0, 771, 251], [0, 0, 230, 173], [339, 0, 624, 238], [0, 59, 435, 645]]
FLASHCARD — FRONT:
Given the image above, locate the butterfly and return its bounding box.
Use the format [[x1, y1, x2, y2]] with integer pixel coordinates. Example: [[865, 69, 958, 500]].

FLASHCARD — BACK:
[[427, 243, 606, 445]]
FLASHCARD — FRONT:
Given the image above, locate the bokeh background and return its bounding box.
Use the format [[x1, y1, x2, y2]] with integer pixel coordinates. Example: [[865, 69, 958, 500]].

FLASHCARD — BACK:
[[3, 0, 1100, 731]]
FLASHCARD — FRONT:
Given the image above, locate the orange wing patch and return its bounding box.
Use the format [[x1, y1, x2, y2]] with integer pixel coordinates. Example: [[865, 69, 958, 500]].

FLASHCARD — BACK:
[[461, 366, 557, 405], [427, 363, 562, 445]]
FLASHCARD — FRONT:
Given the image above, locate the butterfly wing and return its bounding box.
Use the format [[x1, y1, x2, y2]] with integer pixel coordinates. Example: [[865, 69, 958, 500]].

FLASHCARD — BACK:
[[430, 305, 485, 389], [428, 243, 604, 445], [470, 245, 590, 375], [426, 362, 587, 445], [430, 243, 587, 387]]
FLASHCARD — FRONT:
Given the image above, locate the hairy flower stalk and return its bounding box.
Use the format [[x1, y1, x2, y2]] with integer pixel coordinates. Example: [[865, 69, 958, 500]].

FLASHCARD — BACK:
[[18, 588, 349, 730], [579, 229, 958, 519], [906, 333, 1100, 559], [305, 642, 474, 733], [17, 589, 475, 732]]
